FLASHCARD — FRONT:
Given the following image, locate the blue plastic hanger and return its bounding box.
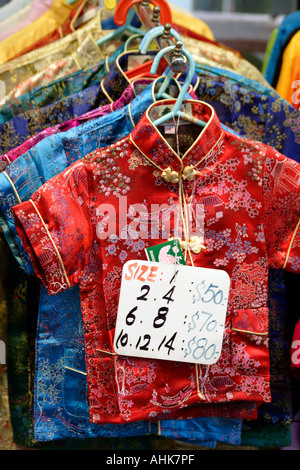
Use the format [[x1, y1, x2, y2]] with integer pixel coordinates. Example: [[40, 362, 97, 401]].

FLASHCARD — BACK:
[[139, 27, 186, 99], [96, 9, 145, 46], [150, 44, 207, 128], [138, 25, 183, 54]]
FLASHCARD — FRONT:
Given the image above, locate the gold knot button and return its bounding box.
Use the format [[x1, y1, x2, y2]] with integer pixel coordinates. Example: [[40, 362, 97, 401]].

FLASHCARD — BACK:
[[161, 167, 179, 183], [189, 236, 206, 253], [182, 165, 200, 181], [179, 236, 206, 254]]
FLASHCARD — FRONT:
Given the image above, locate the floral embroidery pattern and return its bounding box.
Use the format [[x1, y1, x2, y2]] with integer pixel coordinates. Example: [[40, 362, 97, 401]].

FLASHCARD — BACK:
[[12, 100, 300, 426]]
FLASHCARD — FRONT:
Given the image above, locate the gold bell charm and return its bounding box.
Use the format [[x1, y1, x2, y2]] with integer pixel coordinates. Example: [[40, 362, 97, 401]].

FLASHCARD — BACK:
[[182, 165, 200, 181], [161, 167, 179, 183]]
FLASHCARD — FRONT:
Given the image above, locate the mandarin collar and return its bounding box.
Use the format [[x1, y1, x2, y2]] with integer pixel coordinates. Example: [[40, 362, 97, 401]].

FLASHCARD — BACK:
[[130, 99, 224, 175]]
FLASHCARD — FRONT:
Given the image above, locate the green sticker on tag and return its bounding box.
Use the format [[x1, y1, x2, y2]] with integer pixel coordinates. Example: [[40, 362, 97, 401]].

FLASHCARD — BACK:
[[145, 240, 186, 265]]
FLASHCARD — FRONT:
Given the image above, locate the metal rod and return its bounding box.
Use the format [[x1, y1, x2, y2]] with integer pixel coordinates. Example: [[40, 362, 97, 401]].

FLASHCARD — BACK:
[[152, 5, 161, 25], [135, 0, 186, 73]]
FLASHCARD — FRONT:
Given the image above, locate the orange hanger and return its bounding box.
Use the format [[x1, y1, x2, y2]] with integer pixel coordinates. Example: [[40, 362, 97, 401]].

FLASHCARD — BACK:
[[114, 0, 172, 27], [125, 55, 168, 80]]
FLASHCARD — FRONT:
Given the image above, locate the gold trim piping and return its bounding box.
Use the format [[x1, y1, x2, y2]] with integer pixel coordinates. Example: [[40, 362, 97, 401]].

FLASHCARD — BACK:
[[105, 55, 110, 73], [232, 327, 267, 336], [3, 171, 22, 203], [193, 74, 201, 92], [115, 49, 139, 86], [29, 199, 71, 289], [128, 103, 136, 128], [100, 78, 114, 103], [130, 135, 166, 173], [64, 366, 87, 375], [157, 421, 161, 435], [283, 218, 300, 269], [195, 363, 204, 399], [129, 79, 136, 97], [96, 348, 117, 356], [71, 51, 82, 70]]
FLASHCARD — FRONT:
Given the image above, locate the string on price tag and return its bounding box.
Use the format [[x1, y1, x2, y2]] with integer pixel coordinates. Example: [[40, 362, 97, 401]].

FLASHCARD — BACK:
[[114, 260, 230, 365]]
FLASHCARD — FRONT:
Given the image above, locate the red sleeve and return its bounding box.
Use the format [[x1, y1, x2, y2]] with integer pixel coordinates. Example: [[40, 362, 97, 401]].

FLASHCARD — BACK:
[[263, 148, 300, 273], [12, 161, 93, 296]]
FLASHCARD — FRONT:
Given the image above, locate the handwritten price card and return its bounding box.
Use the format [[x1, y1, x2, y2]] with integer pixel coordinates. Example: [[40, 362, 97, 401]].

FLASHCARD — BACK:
[[114, 260, 230, 365]]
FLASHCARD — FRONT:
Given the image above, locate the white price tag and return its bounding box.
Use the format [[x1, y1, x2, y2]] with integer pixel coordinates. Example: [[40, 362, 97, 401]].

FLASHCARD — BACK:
[[114, 261, 230, 365]]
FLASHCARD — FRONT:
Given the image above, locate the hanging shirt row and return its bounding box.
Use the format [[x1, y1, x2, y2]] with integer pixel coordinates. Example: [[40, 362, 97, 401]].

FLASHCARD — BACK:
[[0, 0, 299, 451]]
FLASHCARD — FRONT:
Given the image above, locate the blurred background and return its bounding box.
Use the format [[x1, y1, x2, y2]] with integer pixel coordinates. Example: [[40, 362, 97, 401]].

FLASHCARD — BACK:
[[170, 0, 300, 68]]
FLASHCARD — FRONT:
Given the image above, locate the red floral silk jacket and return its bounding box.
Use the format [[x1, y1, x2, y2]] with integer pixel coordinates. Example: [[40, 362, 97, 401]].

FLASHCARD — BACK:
[[12, 100, 300, 424]]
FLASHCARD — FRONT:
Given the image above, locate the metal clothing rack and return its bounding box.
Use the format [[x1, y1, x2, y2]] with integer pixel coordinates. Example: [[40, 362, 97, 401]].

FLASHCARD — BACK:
[[134, 0, 187, 73]]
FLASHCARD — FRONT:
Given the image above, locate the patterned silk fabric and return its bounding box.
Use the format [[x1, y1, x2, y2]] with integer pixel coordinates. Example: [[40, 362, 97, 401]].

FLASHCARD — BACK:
[[193, 73, 300, 442], [0, 33, 298, 444], [0, 10, 118, 94], [0, 78, 148, 171], [0, 71, 298, 444], [0, 77, 197, 171], [0, 79, 196, 273], [0, 33, 109, 109], [0, 50, 116, 124], [0, 0, 84, 65], [12, 100, 300, 425], [0, 90, 244, 446], [0, 36, 271, 125], [182, 35, 271, 89], [1, 62, 298, 172], [0, 48, 198, 154], [193, 71, 300, 163], [0, 4, 215, 105], [0, 11, 129, 109], [0, 46, 126, 155], [0, 47, 277, 156], [2, 82, 246, 445], [33, 282, 242, 445], [0, 71, 298, 439], [4, 250, 36, 447]]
